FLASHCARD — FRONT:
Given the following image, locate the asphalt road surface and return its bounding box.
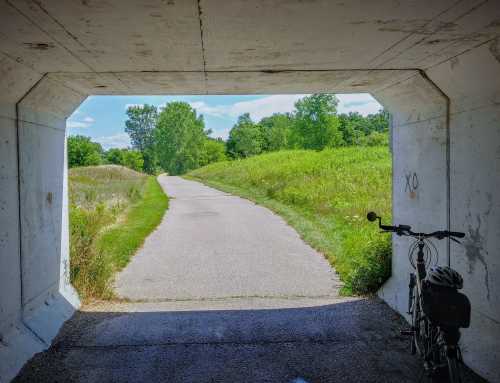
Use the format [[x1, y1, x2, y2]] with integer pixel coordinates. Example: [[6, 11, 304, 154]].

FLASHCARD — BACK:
[[114, 176, 341, 301], [14, 176, 486, 383]]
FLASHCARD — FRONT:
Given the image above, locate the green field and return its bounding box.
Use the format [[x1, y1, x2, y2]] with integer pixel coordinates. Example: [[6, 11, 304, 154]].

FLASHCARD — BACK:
[[69, 165, 168, 301], [188, 147, 392, 295]]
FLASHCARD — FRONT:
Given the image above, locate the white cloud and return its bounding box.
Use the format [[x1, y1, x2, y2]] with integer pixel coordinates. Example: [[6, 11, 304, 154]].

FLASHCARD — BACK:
[[67, 115, 95, 129], [94, 133, 131, 150], [188, 94, 382, 122], [67, 120, 90, 129], [229, 95, 306, 121], [211, 128, 232, 141], [336, 93, 382, 116], [125, 103, 144, 110], [188, 101, 229, 118], [189, 95, 307, 122]]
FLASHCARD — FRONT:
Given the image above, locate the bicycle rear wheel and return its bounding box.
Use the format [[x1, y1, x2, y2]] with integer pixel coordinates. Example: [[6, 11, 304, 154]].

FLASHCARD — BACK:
[[446, 354, 463, 383]]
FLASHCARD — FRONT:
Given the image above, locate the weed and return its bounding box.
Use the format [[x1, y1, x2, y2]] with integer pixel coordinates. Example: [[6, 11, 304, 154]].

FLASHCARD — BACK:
[[69, 166, 168, 301]]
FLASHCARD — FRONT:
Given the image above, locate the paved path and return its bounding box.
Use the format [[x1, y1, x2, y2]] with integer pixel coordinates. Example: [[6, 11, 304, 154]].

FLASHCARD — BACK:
[[114, 175, 341, 301]]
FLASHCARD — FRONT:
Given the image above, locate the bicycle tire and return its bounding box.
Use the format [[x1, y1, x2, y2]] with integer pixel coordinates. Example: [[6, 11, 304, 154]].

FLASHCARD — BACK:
[[411, 293, 426, 356], [446, 354, 463, 383]]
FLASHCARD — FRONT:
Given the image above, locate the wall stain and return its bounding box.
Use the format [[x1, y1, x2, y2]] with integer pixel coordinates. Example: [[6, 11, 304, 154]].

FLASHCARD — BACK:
[[463, 194, 492, 301], [23, 42, 55, 50], [489, 38, 500, 64]]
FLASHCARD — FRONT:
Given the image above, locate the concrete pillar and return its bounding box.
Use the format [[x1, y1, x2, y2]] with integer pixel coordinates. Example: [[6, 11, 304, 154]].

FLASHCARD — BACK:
[[0, 67, 85, 381], [16, 76, 84, 340], [0, 54, 43, 383], [374, 40, 500, 381], [374, 73, 449, 318], [426, 39, 500, 382]]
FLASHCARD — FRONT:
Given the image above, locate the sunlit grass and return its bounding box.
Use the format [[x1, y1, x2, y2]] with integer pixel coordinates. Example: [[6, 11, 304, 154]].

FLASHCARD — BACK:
[[69, 165, 168, 301], [188, 147, 392, 295]]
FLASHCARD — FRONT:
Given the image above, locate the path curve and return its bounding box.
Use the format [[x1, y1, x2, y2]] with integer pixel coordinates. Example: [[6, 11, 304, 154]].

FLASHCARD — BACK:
[[114, 175, 341, 301]]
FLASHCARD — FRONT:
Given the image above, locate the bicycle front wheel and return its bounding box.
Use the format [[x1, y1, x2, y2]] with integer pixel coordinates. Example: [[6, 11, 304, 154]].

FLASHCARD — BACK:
[[411, 292, 425, 356]]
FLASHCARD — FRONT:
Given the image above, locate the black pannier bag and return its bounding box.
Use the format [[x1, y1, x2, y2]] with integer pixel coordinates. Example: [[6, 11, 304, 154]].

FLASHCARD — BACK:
[[421, 282, 471, 328]]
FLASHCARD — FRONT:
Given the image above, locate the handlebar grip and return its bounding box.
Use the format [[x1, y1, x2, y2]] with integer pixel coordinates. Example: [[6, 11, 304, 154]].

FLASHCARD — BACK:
[[380, 224, 397, 232], [447, 231, 465, 238]]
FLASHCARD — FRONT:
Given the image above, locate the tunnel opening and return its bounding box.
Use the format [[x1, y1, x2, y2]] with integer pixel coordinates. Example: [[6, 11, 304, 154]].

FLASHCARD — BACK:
[[64, 92, 393, 302]]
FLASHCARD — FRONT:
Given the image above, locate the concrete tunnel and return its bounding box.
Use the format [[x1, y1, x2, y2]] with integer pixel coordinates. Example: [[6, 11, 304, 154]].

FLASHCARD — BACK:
[[0, 0, 499, 381]]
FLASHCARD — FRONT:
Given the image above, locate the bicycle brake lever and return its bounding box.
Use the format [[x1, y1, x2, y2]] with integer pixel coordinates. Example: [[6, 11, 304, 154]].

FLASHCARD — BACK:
[[450, 237, 462, 244]]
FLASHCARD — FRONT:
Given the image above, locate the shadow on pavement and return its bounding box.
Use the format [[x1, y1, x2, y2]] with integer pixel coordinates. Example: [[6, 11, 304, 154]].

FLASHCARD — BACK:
[[14, 298, 485, 383]]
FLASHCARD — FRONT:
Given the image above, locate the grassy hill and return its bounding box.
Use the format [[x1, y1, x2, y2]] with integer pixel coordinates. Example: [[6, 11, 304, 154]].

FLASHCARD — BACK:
[[188, 147, 392, 295], [69, 165, 168, 300]]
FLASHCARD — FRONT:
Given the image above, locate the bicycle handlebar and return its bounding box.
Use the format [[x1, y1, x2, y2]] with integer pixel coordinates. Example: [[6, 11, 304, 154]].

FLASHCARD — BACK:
[[366, 212, 465, 239]]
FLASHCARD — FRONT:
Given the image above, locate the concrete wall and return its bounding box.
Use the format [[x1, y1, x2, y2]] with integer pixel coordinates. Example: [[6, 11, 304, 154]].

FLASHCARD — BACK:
[[17, 77, 83, 340], [375, 42, 500, 382], [375, 73, 449, 315], [428, 40, 500, 382], [0, 62, 83, 382]]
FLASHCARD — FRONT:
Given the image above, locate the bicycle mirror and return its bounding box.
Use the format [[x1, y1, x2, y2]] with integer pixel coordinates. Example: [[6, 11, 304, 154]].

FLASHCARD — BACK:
[[367, 212, 378, 222]]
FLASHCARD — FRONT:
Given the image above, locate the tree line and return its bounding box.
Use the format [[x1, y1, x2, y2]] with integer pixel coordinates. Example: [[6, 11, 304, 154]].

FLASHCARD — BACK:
[[68, 94, 389, 174]]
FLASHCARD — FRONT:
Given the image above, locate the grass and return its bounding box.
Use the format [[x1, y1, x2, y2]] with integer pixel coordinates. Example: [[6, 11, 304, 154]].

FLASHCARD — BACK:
[[187, 147, 392, 295], [69, 165, 168, 301]]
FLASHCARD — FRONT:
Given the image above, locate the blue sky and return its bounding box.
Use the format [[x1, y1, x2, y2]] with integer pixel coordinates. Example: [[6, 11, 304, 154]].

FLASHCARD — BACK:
[[68, 94, 383, 150]]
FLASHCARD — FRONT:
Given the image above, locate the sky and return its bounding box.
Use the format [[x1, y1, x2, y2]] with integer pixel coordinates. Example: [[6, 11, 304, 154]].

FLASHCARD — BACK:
[[67, 94, 383, 150]]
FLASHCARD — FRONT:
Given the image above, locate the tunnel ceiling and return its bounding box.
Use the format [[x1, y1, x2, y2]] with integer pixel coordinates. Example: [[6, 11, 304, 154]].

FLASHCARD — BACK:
[[1, 0, 499, 94]]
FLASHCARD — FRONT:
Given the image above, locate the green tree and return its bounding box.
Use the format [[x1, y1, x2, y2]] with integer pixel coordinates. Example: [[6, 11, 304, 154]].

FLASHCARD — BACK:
[[200, 138, 227, 166], [338, 109, 390, 146], [359, 131, 389, 146], [292, 94, 343, 150], [259, 113, 293, 151], [67, 135, 102, 168], [105, 148, 124, 165], [338, 112, 367, 145], [125, 104, 158, 174], [366, 109, 390, 133], [121, 150, 144, 171], [226, 113, 264, 158], [154, 102, 206, 175]]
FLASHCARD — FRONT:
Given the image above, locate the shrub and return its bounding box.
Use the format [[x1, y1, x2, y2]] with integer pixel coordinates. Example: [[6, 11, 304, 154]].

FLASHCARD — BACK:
[[344, 235, 392, 295], [67, 135, 103, 168]]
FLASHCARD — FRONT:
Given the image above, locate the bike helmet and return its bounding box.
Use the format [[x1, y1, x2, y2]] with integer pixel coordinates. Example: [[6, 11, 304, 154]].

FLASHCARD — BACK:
[[426, 266, 463, 289]]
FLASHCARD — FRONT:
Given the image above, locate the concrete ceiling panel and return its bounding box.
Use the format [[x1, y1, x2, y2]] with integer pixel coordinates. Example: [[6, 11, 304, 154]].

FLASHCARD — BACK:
[[200, 0, 459, 71], [47, 72, 130, 95], [113, 71, 206, 94], [0, 0, 497, 100], [0, 1, 90, 73], [0, 53, 41, 110], [204, 69, 418, 94], [426, 39, 500, 113], [371, 0, 500, 69], [374, 73, 447, 125], [11, 0, 204, 72], [19, 77, 86, 125]]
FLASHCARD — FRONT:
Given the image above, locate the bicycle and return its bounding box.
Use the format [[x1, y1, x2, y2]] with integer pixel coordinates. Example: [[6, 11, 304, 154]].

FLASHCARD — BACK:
[[367, 212, 471, 383]]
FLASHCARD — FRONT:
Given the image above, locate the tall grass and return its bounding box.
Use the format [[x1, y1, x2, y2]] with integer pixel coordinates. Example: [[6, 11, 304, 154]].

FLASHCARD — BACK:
[[188, 147, 392, 295], [69, 165, 168, 301]]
